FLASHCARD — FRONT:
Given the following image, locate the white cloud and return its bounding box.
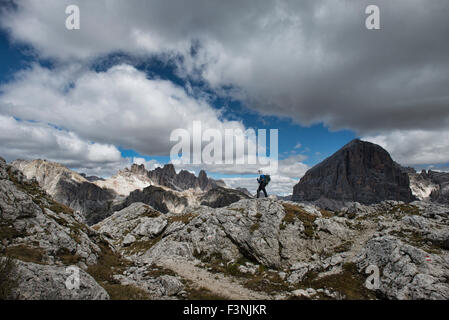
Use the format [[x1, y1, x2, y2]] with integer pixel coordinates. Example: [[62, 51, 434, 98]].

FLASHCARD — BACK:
[[0, 114, 128, 176], [0, 63, 245, 156], [2, 0, 449, 135], [363, 130, 449, 166], [132, 157, 163, 171], [224, 175, 298, 196]]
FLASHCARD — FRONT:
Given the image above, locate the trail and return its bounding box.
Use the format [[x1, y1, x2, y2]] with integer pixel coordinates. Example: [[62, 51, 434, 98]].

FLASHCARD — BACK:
[[157, 258, 272, 300]]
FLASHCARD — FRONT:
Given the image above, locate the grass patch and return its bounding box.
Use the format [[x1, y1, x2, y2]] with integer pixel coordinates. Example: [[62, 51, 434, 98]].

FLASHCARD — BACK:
[[250, 222, 260, 233], [86, 239, 153, 300], [56, 248, 82, 265], [102, 283, 149, 300], [184, 286, 226, 300], [168, 213, 198, 225], [193, 251, 260, 278], [389, 204, 420, 216], [320, 209, 334, 218], [282, 204, 317, 238], [141, 207, 161, 218], [124, 235, 163, 255], [0, 256, 19, 300], [0, 223, 25, 242], [297, 263, 378, 300], [389, 230, 442, 254], [5, 245, 44, 264], [86, 240, 130, 283], [49, 202, 73, 216], [333, 241, 354, 254], [243, 271, 290, 294], [145, 264, 177, 278]]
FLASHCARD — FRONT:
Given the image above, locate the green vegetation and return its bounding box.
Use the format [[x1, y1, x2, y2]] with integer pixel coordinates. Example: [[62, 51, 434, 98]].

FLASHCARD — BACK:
[[0, 256, 19, 300], [184, 285, 226, 300], [49, 202, 73, 216], [389, 204, 420, 216], [0, 222, 25, 242], [145, 264, 177, 278], [102, 283, 149, 300], [243, 271, 290, 294], [85, 239, 150, 299], [250, 222, 260, 233], [333, 241, 354, 254], [56, 248, 81, 265], [141, 207, 161, 218], [193, 250, 261, 278], [168, 213, 198, 225], [296, 263, 378, 300], [5, 245, 44, 264], [124, 234, 163, 255], [281, 203, 318, 238], [320, 209, 334, 218], [389, 229, 442, 254]]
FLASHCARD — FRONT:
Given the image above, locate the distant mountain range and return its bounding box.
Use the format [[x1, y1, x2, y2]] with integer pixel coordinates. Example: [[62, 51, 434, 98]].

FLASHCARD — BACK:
[[11, 159, 247, 224]]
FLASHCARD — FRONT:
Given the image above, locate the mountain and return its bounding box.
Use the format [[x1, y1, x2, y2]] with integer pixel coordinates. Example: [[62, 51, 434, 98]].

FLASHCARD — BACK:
[[199, 187, 251, 208], [0, 157, 109, 299], [236, 187, 253, 197], [10, 159, 242, 225], [93, 198, 449, 300], [12, 159, 116, 224], [116, 185, 190, 214], [2, 155, 449, 300], [292, 139, 415, 205], [408, 169, 449, 204], [94, 164, 153, 197], [148, 164, 224, 192]]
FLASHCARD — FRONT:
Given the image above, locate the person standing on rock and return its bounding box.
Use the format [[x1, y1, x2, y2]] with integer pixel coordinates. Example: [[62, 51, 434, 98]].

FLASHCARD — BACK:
[[256, 170, 270, 198]]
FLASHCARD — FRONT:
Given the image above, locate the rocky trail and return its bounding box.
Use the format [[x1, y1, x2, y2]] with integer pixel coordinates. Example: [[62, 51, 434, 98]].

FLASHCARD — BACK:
[[157, 258, 271, 300]]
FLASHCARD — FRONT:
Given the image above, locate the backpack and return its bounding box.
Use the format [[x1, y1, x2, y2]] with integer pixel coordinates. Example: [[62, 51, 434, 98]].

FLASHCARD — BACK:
[[263, 174, 271, 185]]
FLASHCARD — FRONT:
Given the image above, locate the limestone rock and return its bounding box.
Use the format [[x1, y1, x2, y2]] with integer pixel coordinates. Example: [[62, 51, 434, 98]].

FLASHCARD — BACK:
[[292, 139, 415, 205]]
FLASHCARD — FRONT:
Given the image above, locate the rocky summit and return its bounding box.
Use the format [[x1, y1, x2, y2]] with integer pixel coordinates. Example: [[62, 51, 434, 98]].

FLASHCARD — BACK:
[[292, 139, 415, 205]]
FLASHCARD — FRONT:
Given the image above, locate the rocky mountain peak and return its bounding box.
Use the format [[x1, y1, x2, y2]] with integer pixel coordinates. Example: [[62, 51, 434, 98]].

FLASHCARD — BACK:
[[129, 163, 147, 175], [161, 164, 176, 177], [292, 139, 415, 205]]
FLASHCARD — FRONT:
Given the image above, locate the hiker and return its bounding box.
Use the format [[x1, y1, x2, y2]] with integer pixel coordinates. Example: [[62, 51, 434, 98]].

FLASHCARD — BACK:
[[256, 170, 270, 198]]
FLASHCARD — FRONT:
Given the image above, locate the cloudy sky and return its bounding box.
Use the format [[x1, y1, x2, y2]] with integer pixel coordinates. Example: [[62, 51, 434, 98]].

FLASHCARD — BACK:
[[0, 0, 448, 195]]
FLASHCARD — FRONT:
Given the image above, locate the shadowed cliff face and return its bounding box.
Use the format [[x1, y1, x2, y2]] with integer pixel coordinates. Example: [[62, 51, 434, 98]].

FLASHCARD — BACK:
[[292, 139, 415, 204], [118, 185, 189, 214]]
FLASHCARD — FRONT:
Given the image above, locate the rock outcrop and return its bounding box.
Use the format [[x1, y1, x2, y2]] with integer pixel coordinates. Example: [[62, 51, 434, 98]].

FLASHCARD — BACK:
[[4, 154, 449, 300], [12, 159, 116, 225], [95, 197, 449, 300], [118, 185, 189, 214], [94, 164, 153, 197], [199, 187, 251, 208], [292, 139, 415, 205], [0, 158, 110, 299], [409, 170, 449, 204]]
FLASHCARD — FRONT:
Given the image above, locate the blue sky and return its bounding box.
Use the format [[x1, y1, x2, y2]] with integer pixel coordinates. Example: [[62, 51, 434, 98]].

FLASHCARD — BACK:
[[1, 1, 448, 195], [0, 30, 357, 175]]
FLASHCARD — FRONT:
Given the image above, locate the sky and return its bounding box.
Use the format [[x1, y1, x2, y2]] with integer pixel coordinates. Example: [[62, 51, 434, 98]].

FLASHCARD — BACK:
[[0, 0, 448, 195]]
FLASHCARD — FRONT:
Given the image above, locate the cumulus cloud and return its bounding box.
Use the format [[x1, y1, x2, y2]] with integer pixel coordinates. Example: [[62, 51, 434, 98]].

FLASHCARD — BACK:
[[224, 175, 299, 196], [363, 130, 449, 166], [0, 115, 128, 176], [132, 157, 163, 171], [2, 0, 448, 189], [2, 0, 449, 135], [0, 63, 244, 156]]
